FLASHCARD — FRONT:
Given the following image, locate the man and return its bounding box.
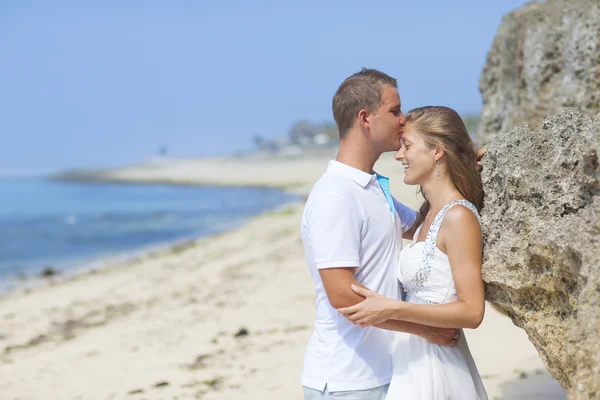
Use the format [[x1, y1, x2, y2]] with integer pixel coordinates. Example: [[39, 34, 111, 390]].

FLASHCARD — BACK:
[[300, 68, 467, 399]]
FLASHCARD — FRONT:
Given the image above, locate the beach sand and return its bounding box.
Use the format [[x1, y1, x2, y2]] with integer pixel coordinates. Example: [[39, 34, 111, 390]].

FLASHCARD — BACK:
[[1, 154, 566, 399]]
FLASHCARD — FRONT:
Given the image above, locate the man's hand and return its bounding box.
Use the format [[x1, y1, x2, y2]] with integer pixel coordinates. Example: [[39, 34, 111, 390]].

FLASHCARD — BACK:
[[476, 144, 488, 171], [421, 326, 461, 347], [420, 295, 460, 346]]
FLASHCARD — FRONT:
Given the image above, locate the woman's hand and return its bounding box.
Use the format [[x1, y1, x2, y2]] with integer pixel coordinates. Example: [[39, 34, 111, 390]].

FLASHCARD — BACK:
[[476, 144, 488, 171], [338, 285, 400, 327]]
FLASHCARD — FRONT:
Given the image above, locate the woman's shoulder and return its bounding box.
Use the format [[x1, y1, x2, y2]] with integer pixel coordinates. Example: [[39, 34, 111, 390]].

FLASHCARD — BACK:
[[438, 202, 482, 250], [442, 202, 480, 229]]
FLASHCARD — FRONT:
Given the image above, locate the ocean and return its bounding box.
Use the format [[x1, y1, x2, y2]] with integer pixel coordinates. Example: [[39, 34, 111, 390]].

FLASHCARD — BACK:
[[0, 177, 301, 292]]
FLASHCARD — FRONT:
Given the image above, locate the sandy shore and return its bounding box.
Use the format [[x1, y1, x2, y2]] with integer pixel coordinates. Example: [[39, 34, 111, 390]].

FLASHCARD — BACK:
[[1, 154, 565, 399]]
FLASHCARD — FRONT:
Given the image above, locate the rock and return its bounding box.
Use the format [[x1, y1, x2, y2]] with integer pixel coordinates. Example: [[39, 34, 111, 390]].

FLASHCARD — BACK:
[[188, 354, 210, 370], [40, 266, 58, 278], [204, 377, 222, 389], [481, 109, 600, 399], [234, 327, 249, 338], [519, 371, 528, 380], [477, 0, 600, 144], [478, 2, 600, 396]]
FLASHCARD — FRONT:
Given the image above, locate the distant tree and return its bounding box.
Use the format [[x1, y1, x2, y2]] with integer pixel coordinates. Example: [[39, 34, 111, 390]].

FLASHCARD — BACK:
[[289, 120, 319, 145], [322, 123, 339, 141], [461, 114, 481, 140], [252, 135, 266, 148], [158, 145, 168, 157], [252, 135, 279, 152]]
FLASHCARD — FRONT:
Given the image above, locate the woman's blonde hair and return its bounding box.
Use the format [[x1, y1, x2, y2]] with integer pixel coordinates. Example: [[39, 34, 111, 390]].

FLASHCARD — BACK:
[[405, 106, 483, 216]]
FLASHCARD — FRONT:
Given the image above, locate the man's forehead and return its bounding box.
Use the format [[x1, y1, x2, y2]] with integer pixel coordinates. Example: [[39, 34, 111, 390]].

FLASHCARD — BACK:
[[382, 85, 400, 101]]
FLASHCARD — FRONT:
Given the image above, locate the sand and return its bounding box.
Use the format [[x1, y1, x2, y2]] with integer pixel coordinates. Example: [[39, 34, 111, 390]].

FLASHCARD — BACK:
[[0, 153, 566, 399]]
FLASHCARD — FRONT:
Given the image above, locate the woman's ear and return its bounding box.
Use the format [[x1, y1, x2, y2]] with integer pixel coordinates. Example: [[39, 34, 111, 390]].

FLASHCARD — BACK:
[[433, 145, 445, 161]]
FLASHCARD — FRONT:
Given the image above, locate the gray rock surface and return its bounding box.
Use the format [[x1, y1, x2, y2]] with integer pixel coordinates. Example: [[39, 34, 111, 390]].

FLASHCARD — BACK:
[[478, 0, 600, 144], [481, 109, 600, 399]]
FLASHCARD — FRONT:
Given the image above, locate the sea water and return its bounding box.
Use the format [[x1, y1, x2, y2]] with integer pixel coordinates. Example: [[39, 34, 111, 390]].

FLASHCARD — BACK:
[[0, 177, 300, 292]]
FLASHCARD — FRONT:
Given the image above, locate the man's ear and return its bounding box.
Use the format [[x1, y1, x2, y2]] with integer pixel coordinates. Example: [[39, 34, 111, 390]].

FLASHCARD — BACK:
[[358, 109, 370, 132]]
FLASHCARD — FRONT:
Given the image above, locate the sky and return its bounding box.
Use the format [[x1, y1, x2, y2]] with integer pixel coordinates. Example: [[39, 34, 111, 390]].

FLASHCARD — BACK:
[[0, 0, 531, 174]]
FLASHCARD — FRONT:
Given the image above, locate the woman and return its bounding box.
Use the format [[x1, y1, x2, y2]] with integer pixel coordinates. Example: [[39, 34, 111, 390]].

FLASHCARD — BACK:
[[339, 106, 488, 399]]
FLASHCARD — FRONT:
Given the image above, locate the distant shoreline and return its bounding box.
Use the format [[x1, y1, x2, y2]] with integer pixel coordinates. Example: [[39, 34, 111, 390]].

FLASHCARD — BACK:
[[48, 155, 341, 195], [49, 172, 287, 191]]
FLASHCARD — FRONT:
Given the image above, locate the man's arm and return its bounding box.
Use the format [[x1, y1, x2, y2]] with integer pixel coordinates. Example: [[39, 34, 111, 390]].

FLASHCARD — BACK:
[[402, 213, 424, 240], [307, 192, 363, 309], [376, 320, 458, 347], [392, 198, 422, 240], [318, 268, 364, 309], [319, 269, 459, 347]]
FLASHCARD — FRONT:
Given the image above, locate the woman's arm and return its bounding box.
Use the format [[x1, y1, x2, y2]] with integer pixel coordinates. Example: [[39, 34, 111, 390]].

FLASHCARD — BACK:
[[339, 206, 485, 329]]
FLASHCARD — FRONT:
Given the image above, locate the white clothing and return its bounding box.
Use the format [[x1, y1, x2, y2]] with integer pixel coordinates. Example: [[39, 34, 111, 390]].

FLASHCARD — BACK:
[[301, 160, 416, 392], [386, 200, 488, 400]]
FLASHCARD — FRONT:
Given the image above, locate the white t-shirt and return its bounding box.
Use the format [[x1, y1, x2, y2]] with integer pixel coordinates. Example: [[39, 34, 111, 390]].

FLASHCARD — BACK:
[[301, 160, 417, 392]]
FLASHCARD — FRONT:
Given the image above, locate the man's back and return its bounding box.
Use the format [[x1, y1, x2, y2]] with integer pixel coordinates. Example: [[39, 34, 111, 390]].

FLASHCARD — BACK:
[[300, 160, 405, 392]]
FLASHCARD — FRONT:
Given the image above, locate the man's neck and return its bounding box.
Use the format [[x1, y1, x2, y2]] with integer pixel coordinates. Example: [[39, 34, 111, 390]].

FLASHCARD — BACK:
[[335, 137, 380, 174]]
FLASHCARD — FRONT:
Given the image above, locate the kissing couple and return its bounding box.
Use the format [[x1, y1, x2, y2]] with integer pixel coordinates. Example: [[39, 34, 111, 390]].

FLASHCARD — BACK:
[[301, 68, 489, 399]]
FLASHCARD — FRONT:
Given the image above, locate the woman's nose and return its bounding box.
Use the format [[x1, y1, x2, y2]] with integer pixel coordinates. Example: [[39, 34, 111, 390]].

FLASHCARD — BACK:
[[395, 148, 404, 161]]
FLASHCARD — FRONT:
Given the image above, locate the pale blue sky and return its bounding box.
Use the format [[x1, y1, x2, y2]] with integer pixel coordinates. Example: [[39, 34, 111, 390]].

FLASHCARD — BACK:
[[0, 0, 530, 174]]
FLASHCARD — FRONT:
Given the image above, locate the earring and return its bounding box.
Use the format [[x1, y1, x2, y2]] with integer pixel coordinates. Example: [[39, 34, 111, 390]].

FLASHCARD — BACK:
[[435, 160, 441, 179]]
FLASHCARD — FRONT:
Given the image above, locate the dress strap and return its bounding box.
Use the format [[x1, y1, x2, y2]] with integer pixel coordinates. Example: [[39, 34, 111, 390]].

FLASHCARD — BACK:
[[409, 200, 480, 298]]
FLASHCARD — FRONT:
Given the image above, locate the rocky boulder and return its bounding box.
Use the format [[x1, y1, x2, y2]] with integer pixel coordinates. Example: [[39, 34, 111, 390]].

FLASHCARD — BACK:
[[481, 109, 600, 399], [477, 0, 600, 144]]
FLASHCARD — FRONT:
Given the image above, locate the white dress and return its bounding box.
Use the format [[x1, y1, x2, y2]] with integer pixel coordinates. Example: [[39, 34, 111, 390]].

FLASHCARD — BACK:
[[386, 200, 488, 400]]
